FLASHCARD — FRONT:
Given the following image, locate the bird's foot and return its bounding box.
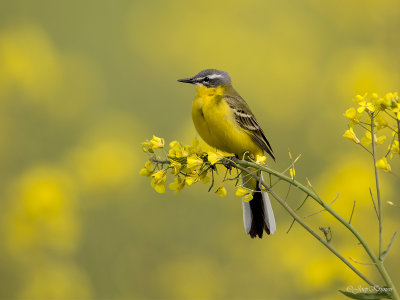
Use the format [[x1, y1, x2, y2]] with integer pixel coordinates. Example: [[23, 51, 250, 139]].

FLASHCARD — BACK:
[[221, 155, 239, 170]]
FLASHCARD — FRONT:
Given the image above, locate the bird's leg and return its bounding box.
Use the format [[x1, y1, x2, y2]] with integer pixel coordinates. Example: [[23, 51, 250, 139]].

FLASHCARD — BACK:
[[221, 155, 239, 170]]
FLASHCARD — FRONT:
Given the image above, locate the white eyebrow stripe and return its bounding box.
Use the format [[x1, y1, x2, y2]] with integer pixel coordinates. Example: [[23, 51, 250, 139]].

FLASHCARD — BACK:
[[207, 74, 223, 79]]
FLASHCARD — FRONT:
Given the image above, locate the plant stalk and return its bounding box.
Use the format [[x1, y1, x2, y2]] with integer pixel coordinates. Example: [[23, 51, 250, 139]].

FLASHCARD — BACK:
[[370, 114, 383, 260]]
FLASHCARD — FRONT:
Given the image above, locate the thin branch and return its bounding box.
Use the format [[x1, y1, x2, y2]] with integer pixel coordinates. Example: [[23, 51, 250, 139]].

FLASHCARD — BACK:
[[385, 110, 398, 121], [357, 143, 373, 155], [295, 195, 309, 211], [358, 122, 372, 132], [382, 232, 398, 261], [349, 257, 376, 266], [349, 200, 356, 224], [286, 218, 296, 234], [371, 114, 383, 261], [385, 133, 397, 158], [304, 193, 339, 218], [369, 187, 379, 219], [397, 119, 400, 149], [284, 183, 292, 202]]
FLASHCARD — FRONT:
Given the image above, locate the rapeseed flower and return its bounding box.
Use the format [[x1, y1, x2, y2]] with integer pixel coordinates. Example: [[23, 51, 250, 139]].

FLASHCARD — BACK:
[[343, 107, 360, 124], [289, 167, 295, 179], [376, 157, 391, 172], [151, 170, 167, 193], [361, 132, 386, 147], [343, 128, 360, 144], [139, 161, 153, 176], [255, 155, 267, 165], [235, 186, 253, 202], [169, 141, 189, 158], [169, 160, 182, 175], [207, 150, 223, 165], [388, 140, 399, 159], [186, 155, 203, 170], [169, 176, 185, 194], [357, 100, 375, 113], [215, 184, 227, 197], [185, 172, 200, 186]]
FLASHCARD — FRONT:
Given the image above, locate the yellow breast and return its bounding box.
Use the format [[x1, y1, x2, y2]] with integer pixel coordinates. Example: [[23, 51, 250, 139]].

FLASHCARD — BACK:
[[191, 85, 262, 156]]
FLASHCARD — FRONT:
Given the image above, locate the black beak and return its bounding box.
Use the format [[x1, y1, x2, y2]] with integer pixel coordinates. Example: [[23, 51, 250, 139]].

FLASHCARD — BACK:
[[177, 77, 195, 84]]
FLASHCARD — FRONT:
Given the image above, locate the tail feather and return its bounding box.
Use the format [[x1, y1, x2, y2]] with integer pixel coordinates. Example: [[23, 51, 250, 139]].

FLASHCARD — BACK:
[[242, 172, 276, 238], [249, 191, 268, 238]]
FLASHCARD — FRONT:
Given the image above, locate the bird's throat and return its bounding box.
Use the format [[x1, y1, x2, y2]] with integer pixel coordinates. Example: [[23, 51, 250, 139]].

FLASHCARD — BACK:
[[195, 85, 224, 98]]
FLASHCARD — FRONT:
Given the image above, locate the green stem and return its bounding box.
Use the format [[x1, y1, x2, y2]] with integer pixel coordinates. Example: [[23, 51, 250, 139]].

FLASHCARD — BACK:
[[370, 114, 383, 260], [235, 160, 399, 299], [397, 119, 400, 155]]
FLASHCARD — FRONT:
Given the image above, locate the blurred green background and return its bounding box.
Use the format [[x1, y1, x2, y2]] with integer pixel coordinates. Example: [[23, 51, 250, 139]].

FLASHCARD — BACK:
[[0, 0, 399, 299]]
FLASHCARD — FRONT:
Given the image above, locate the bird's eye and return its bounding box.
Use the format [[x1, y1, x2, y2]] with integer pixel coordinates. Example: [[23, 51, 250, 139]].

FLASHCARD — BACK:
[[203, 77, 210, 82]]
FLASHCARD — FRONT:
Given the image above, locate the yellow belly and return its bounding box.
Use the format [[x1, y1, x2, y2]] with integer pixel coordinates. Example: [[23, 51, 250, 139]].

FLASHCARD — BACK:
[[191, 87, 262, 157]]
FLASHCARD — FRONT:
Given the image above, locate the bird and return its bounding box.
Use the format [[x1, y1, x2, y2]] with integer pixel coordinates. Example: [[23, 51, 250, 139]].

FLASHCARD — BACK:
[[178, 69, 276, 238]]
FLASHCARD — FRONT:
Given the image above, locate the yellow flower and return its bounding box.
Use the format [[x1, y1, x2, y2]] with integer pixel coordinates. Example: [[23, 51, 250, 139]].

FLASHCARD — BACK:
[[343, 128, 360, 144], [343, 107, 360, 124], [235, 186, 248, 197], [188, 138, 202, 155], [139, 161, 153, 176], [255, 155, 267, 165], [243, 193, 253, 202], [215, 184, 227, 197], [385, 92, 398, 105], [388, 140, 399, 159], [289, 167, 295, 179], [207, 150, 224, 165], [149, 135, 165, 149], [374, 114, 388, 130], [186, 155, 203, 170], [361, 132, 386, 147], [169, 176, 185, 194], [376, 135, 386, 144], [142, 136, 164, 152], [141, 141, 154, 153], [392, 102, 400, 120], [376, 157, 391, 172], [376, 92, 394, 109], [357, 101, 375, 113], [169, 141, 189, 158], [353, 93, 367, 103], [235, 186, 253, 202], [199, 171, 210, 184], [185, 174, 199, 186], [151, 170, 167, 193], [169, 160, 182, 175]]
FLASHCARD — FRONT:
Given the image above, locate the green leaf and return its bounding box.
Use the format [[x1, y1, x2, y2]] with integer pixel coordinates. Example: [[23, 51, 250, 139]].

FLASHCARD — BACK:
[[339, 289, 392, 299]]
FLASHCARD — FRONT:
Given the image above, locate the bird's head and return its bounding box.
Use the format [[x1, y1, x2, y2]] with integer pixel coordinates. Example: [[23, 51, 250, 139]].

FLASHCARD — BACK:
[[178, 69, 232, 88]]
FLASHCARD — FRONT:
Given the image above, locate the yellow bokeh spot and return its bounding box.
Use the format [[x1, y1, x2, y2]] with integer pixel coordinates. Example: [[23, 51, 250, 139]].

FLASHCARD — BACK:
[[316, 155, 392, 215], [4, 167, 79, 257], [0, 24, 61, 98], [70, 139, 137, 190]]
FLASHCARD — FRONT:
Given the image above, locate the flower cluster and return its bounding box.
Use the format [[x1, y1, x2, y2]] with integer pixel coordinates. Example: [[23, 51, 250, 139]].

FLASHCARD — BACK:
[[139, 136, 268, 200], [343, 93, 399, 172]]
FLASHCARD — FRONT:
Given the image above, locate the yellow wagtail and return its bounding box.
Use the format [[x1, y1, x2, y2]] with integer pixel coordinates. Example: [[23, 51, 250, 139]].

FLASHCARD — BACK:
[[178, 69, 276, 238]]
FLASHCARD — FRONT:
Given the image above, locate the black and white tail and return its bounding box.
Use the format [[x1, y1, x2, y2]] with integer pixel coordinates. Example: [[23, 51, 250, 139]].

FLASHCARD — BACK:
[[242, 173, 276, 238]]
